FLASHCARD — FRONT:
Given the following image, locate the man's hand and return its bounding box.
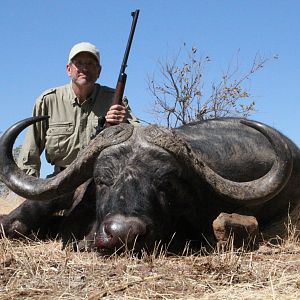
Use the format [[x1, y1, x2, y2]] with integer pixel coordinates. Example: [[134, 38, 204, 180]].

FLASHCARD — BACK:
[[105, 104, 128, 125]]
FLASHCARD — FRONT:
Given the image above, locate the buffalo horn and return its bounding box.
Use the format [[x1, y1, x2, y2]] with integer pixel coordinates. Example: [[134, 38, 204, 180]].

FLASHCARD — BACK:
[[144, 120, 293, 207], [0, 116, 134, 200]]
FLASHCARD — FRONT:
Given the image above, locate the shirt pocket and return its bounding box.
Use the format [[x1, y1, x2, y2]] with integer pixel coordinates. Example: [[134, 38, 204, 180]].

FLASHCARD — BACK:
[[45, 122, 75, 163]]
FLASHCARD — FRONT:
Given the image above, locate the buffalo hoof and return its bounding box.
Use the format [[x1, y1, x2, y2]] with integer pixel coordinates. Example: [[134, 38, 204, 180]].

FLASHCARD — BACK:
[[212, 213, 259, 250], [0, 214, 64, 239], [0, 215, 30, 238]]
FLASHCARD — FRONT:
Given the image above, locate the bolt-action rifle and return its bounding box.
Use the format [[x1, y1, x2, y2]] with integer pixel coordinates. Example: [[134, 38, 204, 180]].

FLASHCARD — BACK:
[[93, 9, 140, 136]]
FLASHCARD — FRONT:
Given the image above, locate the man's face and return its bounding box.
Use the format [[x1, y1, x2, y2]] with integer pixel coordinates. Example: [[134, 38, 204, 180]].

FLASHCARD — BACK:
[[66, 52, 101, 87]]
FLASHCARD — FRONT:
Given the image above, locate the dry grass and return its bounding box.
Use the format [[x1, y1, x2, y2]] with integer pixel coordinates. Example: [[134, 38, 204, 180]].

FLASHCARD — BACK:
[[0, 195, 300, 299], [0, 230, 299, 299]]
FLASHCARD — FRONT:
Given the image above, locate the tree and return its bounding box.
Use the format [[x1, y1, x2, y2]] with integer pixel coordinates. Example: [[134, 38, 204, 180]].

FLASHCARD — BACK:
[[148, 44, 277, 128]]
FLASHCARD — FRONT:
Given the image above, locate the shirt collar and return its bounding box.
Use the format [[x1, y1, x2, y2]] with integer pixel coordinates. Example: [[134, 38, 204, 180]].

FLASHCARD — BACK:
[[69, 82, 100, 107]]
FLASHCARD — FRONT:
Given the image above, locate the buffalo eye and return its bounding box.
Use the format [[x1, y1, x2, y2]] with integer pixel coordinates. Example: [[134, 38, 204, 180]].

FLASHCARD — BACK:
[[94, 175, 114, 187], [157, 191, 171, 210]]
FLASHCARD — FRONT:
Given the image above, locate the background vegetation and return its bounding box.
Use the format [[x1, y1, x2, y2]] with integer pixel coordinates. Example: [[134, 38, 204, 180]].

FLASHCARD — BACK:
[[147, 44, 275, 128]]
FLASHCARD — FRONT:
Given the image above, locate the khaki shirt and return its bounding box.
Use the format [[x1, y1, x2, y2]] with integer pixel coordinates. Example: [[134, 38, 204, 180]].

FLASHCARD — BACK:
[[18, 82, 139, 177]]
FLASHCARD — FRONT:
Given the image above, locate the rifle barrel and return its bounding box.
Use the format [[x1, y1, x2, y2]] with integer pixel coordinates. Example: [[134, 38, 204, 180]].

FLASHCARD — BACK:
[[120, 9, 140, 75], [94, 9, 140, 133]]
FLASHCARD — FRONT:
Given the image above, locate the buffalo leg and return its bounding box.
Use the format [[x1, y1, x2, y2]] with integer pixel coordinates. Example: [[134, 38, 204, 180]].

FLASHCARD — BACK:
[[60, 180, 97, 250], [0, 192, 74, 239]]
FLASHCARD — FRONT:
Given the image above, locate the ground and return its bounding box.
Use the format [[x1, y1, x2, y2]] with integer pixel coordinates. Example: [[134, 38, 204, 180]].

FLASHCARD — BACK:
[[0, 195, 300, 299], [0, 193, 25, 215]]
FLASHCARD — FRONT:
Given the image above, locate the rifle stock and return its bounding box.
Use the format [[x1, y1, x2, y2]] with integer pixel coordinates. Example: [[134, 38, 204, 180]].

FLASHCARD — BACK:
[[111, 73, 127, 106]]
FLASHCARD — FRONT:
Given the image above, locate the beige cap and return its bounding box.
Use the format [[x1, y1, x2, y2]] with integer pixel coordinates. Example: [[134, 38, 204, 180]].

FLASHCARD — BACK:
[[68, 42, 100, 64]]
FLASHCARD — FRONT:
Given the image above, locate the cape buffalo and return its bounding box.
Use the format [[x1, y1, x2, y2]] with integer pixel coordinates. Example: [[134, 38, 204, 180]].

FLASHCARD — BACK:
[[0, 116, 299, 254]]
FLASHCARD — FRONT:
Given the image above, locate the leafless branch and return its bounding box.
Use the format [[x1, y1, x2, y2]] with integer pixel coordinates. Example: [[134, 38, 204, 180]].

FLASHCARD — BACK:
[[147, 44, 277, 128]]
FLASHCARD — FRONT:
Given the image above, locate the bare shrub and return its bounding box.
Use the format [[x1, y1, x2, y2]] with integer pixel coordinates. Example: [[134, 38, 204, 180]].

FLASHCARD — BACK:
[[148, 44, 277, 128]]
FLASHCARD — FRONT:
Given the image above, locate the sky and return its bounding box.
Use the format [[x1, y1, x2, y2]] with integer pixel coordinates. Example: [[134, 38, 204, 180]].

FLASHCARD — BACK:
[[0, 0, 299, 177]]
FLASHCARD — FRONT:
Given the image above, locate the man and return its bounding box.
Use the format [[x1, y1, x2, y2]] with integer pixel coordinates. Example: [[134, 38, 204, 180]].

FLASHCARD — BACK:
[[18, 42, 139, 177]]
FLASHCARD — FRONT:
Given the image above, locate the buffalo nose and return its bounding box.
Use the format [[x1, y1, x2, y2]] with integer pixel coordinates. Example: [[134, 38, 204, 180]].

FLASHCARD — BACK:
[[95, 214, 147, 250]]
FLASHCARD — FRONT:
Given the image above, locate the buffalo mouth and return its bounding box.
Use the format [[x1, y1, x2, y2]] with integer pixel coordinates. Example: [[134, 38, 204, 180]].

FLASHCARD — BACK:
[[91, 214, 196, 256], [65, 213, 166, 256], [91, 214, 154, 255]]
